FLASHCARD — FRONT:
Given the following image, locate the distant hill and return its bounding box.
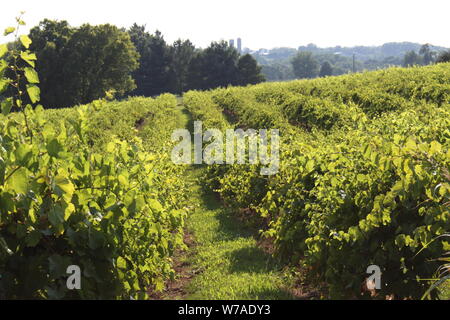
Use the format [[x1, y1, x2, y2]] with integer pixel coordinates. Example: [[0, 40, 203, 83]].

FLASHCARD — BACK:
[[249, 42, 449, 81], [297, 42, 448, 61]]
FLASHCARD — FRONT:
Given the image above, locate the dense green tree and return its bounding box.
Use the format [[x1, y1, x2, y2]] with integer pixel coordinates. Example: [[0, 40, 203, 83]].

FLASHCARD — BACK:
[[187, 41, 240, 90], [237, 54, 265, 85], [28, 20, 139, 108], [319, 61, 333, 77], [436, 50, 450, 63], [291, 52, 319, 79], [28, 20, 73, 107], [185, 51, 205, 91], [63, 24, 139, 106], [128, 25, 174, 96], [171, 39, 195, 94], [403, 51, 423, 67], [127, 24, 151, 96]]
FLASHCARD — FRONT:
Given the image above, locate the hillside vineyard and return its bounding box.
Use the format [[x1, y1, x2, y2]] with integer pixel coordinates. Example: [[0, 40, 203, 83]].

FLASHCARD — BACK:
[[1, 31, 449, 299]]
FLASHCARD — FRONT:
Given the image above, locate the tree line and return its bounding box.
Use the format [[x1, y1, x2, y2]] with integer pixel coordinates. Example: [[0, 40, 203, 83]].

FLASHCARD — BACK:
[[3, 20, 265, 108], [256, 42, 450, 81], [403, 44, 450, 67], [290, 52, 342, 79], [288, 44, 450, 80]]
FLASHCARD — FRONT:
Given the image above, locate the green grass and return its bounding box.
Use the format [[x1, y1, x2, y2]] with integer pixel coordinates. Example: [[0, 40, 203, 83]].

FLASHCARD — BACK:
[[185, 169, 295, 300], [173, 103, 295, 300]]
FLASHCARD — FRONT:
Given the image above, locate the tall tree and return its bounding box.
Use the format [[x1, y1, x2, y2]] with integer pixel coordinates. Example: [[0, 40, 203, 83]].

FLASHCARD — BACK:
[[28, 20, 73, 107], [171, 39, 195, 94], [64, 24, 139, 106], [127, 24, 151, 96], [128, 25, 174, 96], [237, 54, 265, 85], [319, 61, 333, 77], [29, 20, 139, 108], [187, 41, 240, 90], [291, 52, 319, 79]]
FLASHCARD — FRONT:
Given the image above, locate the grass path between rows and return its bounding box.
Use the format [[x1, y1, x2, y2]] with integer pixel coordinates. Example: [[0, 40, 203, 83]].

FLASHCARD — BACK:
[[169, 101, 296, 300]]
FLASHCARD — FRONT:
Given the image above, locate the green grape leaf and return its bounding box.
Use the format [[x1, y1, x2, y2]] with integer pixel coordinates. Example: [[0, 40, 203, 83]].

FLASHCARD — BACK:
[[48, 204, 65, 227], [1, 97, 13, 115], [0, 44, 7, 58], [20, 51, 37, 67], [24, 67, 39, 84], [118, 174, 129, 187], [7, 167, 28, 194], [3, 27, 15, 36], [356, 174, 366, 183], [14, 144, 33, 166], [54, 174, 75, 202], [28, 207, 37, 223], [117, 257, 127, 269], [64, 203, 75, 221], [149, 199, 163, 212], [0, 60, 7, 73], [25, 230, 42, 247], [47, 139, 63, 158], [26, 84, 40, 103], [429, 141, 442, 155], [106, 142, 115, 153], [19, 35, 32, 49], [0, 79, 9, 94]]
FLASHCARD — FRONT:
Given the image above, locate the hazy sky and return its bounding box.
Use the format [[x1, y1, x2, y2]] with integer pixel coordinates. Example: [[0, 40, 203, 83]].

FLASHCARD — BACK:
[[1, 0, 449, 49]]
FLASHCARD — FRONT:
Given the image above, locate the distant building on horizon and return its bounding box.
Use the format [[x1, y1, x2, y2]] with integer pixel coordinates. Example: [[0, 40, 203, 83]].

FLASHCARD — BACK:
[[228, 38, 242, 54]]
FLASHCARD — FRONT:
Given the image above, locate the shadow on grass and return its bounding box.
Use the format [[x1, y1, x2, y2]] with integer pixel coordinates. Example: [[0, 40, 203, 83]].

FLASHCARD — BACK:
[[179, 105, 195, 134], [227, 246, 281, 274], [203, 197, 254, 241], [199, 188, 287, 276]]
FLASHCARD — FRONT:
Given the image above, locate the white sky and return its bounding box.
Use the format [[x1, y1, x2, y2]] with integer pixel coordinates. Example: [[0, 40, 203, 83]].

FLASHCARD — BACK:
[[1, 0, 449, 49]]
